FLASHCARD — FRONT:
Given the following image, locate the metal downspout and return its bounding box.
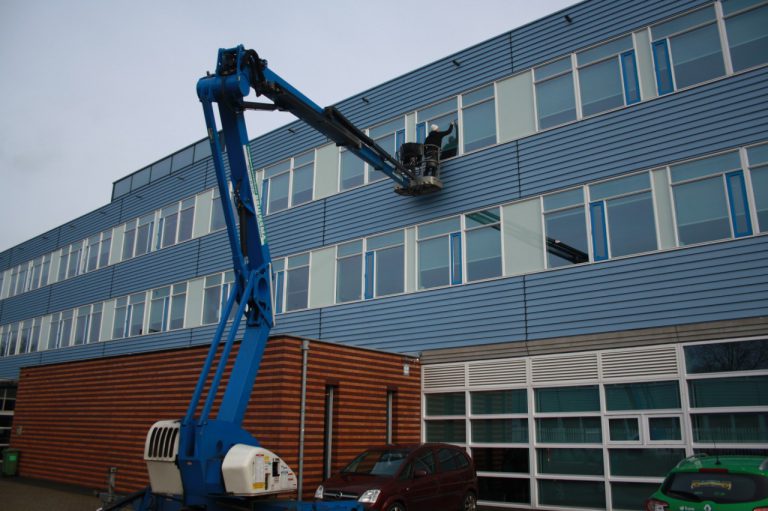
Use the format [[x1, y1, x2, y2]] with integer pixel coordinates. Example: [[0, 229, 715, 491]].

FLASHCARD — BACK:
[[297, 339, 310, 498]]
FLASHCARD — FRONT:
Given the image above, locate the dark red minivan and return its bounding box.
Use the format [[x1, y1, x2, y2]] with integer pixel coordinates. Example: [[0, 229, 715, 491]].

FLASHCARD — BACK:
[[314, 443, 478, 511]]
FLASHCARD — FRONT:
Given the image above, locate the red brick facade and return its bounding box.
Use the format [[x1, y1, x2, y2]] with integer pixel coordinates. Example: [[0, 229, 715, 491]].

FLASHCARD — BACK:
[[10, 336, 421, 499]]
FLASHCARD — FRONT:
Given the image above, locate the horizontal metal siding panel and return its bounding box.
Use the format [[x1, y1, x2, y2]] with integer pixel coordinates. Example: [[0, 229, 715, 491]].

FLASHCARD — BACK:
[[2, 226, 63, 267], [511, 0, 709, 71], [55, 202, 123, 248], [118, 160, 209, 223], [101, 330, 194, 357], [272, 309, 321, 340], [317, 278, 526, 353], [196, 230, 229, 276], [0, 352, 42, 380], [0, 287, 52, 323], [322, 143, 521, 245], [38, 343, 105, 366], [265, 201, 326, 257], [111, 240, 200, 297], [520, 68, 768, 197], [249, 122, 327, 171], [526, 236, 768, 339], [47, 268, 113, 314]]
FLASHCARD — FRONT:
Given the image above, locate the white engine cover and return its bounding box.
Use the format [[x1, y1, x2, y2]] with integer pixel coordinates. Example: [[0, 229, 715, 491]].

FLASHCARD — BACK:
[[144, 420, 183, 495], [221, 444, 297, 496]]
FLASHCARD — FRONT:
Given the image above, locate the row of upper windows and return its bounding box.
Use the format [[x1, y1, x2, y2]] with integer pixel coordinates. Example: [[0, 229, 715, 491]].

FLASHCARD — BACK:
[[1, 138, 766, 356], [4, 1, 765, 300], [0, 186, 230, 301], [257, 0, 768, 215]]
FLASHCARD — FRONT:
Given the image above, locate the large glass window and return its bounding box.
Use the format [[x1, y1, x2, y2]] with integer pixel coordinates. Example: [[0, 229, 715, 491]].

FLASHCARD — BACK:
[[210, 188, 226, 232], [577, 35, 640, 117], [135, 214, 155, 257], [539, 480, 605, 508], [671, 151, 752, 245], [537, 449, 604, 475], [472, 389, 527, 414], [159, 204, 180, 249], [472, 419, 528, 443], [461, 85, 496, 152], [202, 272, 234, 325], [723, 1, 768, 71], [416, 98, 459, 159], [365, 230, 404, 298], [336, 241, 363, 303], [73, 305, 90, 345], [609, 448, 686, 477], [692, 413, 768, 443], [478, 476, 531, 504], [122, 220, 137, 260], [684, 339, 768, 373], [426, 392, 466, 416], [465, 208, 502, 281], [535, 57, 576, 129], [543, 189, 588, 268], [425, 420, 466, 443], [689, 376, 768, 408], [340, 149, 364, 191], [147, 283, 186, 333], [266, 160, 290, 213], [748, 143, 768, 232], [417, 217, 461, 289], [291, 151, 314, 206], [473, 448, 529, 473], [651, 6, 725, 92], [536, 386, 599, 413], [589, 172, 657, 260], [271, 259, 285, 315], [285, 253, 309, 311], [369, 118, 405, 182], [537, 417, 601, 443], [605, 381, 681, 410]]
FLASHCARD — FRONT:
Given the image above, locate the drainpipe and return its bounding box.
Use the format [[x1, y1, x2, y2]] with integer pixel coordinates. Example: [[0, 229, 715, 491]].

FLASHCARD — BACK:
[[297, 339, 310, 499]]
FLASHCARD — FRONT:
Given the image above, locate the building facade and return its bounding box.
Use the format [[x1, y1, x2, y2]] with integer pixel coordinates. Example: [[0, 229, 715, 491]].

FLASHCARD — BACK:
[[1, 0, 767, 509]]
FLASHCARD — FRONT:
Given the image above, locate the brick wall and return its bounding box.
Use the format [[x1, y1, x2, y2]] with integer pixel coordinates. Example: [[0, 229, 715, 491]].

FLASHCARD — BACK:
[[10, 336, 421, 499]]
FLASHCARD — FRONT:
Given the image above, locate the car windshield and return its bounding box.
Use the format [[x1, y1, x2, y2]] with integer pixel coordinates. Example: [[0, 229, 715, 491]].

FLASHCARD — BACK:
[[662, 471, 768, 504], [342, 449, 411, 477]]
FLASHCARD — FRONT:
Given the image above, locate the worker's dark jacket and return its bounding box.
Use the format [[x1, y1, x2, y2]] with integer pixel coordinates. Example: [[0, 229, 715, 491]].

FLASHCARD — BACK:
[[424, 124, 454, 149]]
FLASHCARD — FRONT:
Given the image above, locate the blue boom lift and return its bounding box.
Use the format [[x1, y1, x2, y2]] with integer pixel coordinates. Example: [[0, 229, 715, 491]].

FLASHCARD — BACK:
[[102, 46, 442, 511]]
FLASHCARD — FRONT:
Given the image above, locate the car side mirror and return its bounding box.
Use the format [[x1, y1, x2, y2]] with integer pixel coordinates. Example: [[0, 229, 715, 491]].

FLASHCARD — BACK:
[[413, 469, 428, 479]]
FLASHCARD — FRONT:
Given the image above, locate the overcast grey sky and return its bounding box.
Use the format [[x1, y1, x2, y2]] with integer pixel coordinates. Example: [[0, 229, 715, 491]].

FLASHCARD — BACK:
[[0, 0, 576, 252]]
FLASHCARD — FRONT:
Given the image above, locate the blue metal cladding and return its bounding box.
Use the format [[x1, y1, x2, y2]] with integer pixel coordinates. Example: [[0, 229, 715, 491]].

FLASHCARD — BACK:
[[519, 66, 768, 197], [47, 269, 113, 315], [264, 200, 326, 257], [111, 240, 200, 297], [197, 230, 231, 276], [525, 235, 768, 340], [271, 309, 322, 340], [0, 287, 52, 324], [511, 0, 709, 71]]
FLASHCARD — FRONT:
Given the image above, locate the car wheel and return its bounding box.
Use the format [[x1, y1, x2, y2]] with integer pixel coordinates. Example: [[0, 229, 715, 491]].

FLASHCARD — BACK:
[[386, 503, 405, 511], [462, 492, 477, 511]]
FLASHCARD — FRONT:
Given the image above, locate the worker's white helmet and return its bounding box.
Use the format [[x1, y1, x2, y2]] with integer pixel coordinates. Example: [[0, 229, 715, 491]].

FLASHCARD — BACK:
[[430, 124, 439, 132]]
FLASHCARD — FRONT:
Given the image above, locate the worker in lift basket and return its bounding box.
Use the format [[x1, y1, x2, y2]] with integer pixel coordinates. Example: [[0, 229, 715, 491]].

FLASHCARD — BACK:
[[423, 121, 455, 176]]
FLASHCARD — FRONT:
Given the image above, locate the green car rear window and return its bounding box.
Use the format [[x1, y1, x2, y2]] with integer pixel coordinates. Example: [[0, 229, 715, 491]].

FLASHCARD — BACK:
[[662, 472, 768, 504]]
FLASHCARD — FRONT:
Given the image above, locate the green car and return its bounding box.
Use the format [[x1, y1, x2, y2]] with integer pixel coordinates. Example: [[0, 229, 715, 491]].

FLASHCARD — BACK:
[[644, 455, 768, 511]]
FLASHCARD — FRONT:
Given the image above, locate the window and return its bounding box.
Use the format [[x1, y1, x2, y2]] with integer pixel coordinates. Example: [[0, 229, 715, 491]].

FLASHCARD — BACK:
[[473, 448, 529, 473], [605, 381, 681, 410], [210, 187, 227, 231], [49, 310, 73, 349], [692, 412, 768, 442], [323, 385, 337, 479], [479, 476, 531, 504], [336, 241, 363, 303], [543, 189, 588, 268], [688, 376, 768, 408], [425, 420, 466, 443], [85, 230, 111, 272], [536, 386, 599, 412], [464, 207, 502, 281], [202, 272, 234, 325], [365, 230, 404, 298], [18, 318, 40, 353], [609, 418, 640, 441], [461, 85, 496, 152], [291, 151, 314, 206], [73, 305, 90, 345], [537, 449, 604, 475], [426, 392, 466, 416], [89, 304, 102, 343], [684, 339, 768, 373], [723, 0, 768, 71], [15, 263, 29, 295], [651, 5, 725, 93], [113, 293, 146, 338], [539, 480, 605, 508], [122, 220, 137, 260], [537, 417, 601, 443], [369, 118, 405, 182], [748, 143, 768, 232], [473, 419, 528, 443], [609, 448, 686, 477], [271, 259, 285, 315], [159, 205, 179, 249], [535, 57, 576, 129], [577, 35, 640, 117], [339, 149, 364, 191], [3, 323, 18, 356], [148, 283, 186, 333], [471, 389, 527, 414], [416, 98, 459, 159], [671, 151, 752, 245], [265, 160, 291, 213], [135, 213, 155, 257], [285, 253, 309, 311], [417, 216, 461, 289]]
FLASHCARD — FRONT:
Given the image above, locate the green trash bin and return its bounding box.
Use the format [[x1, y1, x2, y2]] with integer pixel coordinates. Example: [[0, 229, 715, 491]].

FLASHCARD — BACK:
[[2, 448, 20, 476]]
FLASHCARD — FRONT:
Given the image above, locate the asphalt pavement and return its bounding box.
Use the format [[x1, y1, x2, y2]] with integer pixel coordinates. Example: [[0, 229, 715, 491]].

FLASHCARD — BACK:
[[0, 476, 104, 511]]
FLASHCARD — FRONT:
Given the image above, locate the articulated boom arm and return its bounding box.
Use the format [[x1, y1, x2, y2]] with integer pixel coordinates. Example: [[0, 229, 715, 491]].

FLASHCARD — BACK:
[[200, 45, 417, 188]]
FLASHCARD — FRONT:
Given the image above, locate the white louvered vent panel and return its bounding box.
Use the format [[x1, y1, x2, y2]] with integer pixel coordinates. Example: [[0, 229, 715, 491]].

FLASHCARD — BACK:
[[423, 364, 466, 389], [531, 353, 598, 383], [468, 359, 527, 387], [601, 346, 678, 379]]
